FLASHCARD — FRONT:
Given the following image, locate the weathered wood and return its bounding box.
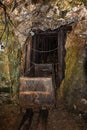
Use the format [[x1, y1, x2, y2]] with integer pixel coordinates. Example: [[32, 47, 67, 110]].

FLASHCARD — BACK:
[[19, 77, 55, 109], [57, 28, 66, 86], [24, 37, 32, 76]]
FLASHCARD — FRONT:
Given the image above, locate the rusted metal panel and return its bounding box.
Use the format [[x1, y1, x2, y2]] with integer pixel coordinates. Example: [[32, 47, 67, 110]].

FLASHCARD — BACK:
[[19, 77, 55, 109], [35, 64, 54, 77]]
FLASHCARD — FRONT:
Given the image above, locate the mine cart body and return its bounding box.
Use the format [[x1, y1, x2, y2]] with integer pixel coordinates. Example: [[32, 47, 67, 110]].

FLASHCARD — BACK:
[[19, 64, 56, 109], [19, 27, 70, 109], [19, 77, 55, 109]]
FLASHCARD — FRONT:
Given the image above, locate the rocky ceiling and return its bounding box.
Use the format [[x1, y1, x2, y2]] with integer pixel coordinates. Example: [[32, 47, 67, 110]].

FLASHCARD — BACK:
[[10, 4, 87, 46]]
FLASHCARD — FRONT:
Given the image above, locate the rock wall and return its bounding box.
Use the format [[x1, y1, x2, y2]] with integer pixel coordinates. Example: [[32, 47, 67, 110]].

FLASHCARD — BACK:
[[59, 8, 87, 113]]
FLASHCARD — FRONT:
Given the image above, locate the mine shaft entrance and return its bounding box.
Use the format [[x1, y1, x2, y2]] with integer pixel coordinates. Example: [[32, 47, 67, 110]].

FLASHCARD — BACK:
[[26, 27, 68, 88], [31, 32, 58, 64], [20, 27, 71, 130], [30, 31, 58, 86], [24, 26, 72, 88]]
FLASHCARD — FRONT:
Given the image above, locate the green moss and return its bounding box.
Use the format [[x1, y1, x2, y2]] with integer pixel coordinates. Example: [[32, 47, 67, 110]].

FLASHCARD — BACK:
[[60, 43, 87, 108], [7, 35, 21, 97], [0, 23, 21, 100]]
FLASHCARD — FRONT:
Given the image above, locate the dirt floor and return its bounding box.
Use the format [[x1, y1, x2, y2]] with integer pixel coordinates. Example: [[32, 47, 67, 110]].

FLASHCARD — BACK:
[[0, 98, 87, 130]]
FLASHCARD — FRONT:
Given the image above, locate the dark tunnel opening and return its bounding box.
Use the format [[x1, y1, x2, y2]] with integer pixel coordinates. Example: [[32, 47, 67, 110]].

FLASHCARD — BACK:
[[84, 44, 87, 80], [25, 28, 68, 89]]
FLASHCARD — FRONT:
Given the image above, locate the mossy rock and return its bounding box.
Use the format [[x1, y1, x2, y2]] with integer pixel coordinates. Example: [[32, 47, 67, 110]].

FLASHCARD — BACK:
[[59, 24, 87, 111]]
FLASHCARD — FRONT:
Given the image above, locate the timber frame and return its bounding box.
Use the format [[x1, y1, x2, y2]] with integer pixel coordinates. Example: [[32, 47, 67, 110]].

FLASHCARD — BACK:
[[23, 25, 72, 88]]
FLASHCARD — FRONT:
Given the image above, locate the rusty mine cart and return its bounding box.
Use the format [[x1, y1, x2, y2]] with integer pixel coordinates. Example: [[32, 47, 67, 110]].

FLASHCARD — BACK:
[[18, 27, 68, 130]]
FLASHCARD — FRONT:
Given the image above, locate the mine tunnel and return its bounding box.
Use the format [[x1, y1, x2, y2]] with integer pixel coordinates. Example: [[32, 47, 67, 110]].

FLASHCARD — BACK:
[[19, 26, 72, 130], [24, 26, 71, 88]]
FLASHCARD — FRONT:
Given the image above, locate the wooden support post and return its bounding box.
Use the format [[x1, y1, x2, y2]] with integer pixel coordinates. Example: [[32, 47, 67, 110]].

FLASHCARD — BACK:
[[57, 28, 66, 87], [24, 37, 32, 76]]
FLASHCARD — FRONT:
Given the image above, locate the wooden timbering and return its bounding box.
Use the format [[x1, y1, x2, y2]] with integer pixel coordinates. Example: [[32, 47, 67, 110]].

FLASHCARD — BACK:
[[24, 36, 32, 76], [24, 26, 69, 87], [57, 28, 66, 86]]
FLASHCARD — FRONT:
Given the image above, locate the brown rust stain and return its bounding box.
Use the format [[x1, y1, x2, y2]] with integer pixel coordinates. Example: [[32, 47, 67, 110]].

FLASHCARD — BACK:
[[20, 91, 50, 95]]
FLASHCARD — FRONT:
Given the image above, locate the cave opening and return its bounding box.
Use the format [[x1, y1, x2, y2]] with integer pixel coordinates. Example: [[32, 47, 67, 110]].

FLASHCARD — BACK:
[[24, 26, 72, 88], [29, 30, 59, 88]]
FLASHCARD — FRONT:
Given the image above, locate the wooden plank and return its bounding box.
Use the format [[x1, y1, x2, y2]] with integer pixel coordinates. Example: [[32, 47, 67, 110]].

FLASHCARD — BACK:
[[57, 28, 66, 86], [19, 77, 55, 109], [24, 37, 32, 76]]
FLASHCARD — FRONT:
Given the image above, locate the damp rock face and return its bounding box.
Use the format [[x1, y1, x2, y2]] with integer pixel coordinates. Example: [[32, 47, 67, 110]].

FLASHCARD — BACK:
[[59, 6, 87, 114], [12, 4, 86, 47]]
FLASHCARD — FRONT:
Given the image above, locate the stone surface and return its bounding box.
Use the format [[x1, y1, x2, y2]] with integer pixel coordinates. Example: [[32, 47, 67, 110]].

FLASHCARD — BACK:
[[10, 4, 87, 46], [59, 8, 87, 113], [1, 0, 87, 47]]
